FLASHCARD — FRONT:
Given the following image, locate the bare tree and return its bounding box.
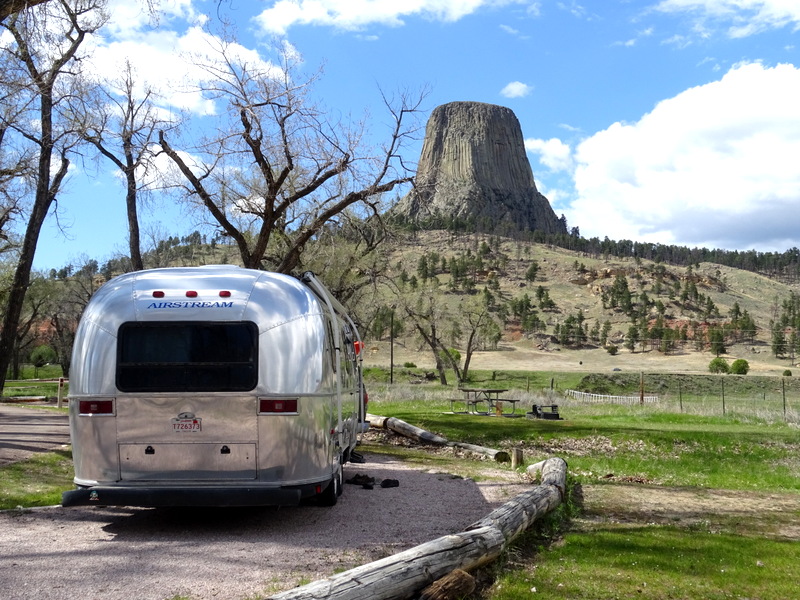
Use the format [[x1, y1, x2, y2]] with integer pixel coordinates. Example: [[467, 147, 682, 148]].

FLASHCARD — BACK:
[[0, 0, 50, 21], [392, 279, 460, 385], [159, 35, 424, 273], [0, 48, 35, 256], [1, 0, 158, 22], [74, 60, 177, 270], [0, 0, 107, 392], [458, 297, 502, 381]]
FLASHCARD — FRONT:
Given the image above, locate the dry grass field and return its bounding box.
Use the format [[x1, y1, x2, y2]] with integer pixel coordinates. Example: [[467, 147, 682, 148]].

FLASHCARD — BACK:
[[362, 338, 794, 377]]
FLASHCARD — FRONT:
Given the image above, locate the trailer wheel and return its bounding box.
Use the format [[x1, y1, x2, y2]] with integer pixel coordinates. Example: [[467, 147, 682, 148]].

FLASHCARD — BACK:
[[318, 466, 341, 506]]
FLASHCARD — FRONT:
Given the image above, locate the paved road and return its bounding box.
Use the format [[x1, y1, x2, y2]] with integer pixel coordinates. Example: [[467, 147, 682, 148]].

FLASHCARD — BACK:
[[0, 403, 70, 465]]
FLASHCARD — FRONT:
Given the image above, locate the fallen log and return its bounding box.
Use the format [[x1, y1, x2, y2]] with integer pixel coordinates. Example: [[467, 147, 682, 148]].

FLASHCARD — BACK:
[[470, 457, 568, 541], [267, 457, 569, 600], [448, 442, 509, 463], [365, 414, 390, 430], [366, 414, 510, 462], [267, 526, 506, 600], [418, 569, 475, 600], [366, 414, 449, 445], [527, 457, 568, 497]]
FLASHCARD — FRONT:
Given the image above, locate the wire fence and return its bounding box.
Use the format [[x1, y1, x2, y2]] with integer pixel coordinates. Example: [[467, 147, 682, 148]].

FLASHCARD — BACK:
[[564, 389, 660, 405], [556, 383, 800, 424]]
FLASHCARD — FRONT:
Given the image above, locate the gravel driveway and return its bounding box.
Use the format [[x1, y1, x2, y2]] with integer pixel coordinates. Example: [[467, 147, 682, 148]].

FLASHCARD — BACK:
[[1, 453, 529, 600]]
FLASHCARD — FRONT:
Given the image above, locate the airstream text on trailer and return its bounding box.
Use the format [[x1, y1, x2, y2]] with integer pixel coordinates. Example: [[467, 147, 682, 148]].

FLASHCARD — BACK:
[[62, 266, 366, 507]]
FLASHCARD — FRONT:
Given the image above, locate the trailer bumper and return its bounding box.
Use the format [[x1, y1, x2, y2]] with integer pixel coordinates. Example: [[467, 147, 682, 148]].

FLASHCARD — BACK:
[[61, 484, 306, 508]]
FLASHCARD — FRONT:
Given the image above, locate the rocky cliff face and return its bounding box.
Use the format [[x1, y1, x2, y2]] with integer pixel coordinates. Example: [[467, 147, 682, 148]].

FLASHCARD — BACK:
[[394, 101, 565, 234]]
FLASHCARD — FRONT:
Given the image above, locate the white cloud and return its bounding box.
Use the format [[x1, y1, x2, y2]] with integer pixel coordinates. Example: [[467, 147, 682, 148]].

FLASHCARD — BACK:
[[253, 0, 528, 35], [500, 81, 533, 98], [525, 138, 573, 172], [87, 7, 282, 117], [655, 0, 800, 37], [566, 62, 800, 250], [103, 0, 200, 40]]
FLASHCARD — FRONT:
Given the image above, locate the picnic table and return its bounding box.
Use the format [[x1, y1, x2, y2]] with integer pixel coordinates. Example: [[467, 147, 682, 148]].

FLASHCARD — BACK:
[[451, 387, 520, 416]]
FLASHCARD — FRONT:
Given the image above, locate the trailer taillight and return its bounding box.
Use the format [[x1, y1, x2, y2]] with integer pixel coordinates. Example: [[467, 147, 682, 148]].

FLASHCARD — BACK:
[[78, 399, 114, 415], [259, 398, 298, 414]]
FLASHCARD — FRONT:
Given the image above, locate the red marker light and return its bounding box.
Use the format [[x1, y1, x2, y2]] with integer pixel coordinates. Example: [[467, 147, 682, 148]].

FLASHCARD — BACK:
[[79, 399, 114, 415], [259, 398, 298, 413], [219, 291, 231, 298], [153, 291, 165, 298], [186, 291, 198, 298]]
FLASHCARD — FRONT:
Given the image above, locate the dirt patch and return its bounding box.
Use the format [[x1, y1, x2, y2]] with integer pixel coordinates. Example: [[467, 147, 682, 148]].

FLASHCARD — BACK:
[[578, 483, 800, 540]]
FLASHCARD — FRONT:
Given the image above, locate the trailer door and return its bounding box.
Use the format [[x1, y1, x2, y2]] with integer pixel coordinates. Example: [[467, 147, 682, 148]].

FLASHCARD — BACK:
[[114, 321, 259, 482]]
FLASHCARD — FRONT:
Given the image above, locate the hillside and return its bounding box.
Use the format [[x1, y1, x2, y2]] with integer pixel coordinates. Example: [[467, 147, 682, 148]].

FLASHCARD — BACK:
[[90, 228, 800, 377], [362, 230, 800, 377]]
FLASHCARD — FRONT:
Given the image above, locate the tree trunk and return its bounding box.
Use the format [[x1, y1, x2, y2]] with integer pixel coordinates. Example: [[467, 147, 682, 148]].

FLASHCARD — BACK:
[[125, 167, 143, 271]]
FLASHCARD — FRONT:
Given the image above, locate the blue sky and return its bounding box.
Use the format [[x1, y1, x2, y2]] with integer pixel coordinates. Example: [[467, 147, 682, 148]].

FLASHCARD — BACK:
[[23, 0, 800, 270]]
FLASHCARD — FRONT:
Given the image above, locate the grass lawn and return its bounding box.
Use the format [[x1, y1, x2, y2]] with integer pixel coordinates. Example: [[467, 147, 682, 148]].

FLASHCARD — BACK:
[[0, 449, 74, 509], [366, 380, 800, 600]]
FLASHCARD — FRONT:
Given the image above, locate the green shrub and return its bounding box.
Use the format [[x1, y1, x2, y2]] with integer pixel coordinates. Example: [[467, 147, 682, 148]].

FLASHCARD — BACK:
[[708, 357, 729, 374], [438, 348, 461, 364], [783, 369, 792, 377], [29, 344, 57, 367], [403, 362, 417, 368], [605, 344, 618, 356], [730, 359, 749, 375]]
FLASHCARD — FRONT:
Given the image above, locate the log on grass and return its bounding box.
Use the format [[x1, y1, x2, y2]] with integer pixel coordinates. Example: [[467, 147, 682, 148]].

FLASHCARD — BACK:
[[418, 569, 476, 600], [527, 457, 568, 497], [267, 526, 506, 600], [448, 442, 510, 463], [367, 414, 509, 461], [367, 414, 450, 446], [365, 414, 390, 429], [471, 457, 568, 541]]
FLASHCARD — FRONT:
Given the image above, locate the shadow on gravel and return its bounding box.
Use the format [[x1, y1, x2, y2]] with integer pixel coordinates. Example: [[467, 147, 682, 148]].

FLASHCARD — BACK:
[[98, 454, 497, 549], [1, 452, 516, 600]]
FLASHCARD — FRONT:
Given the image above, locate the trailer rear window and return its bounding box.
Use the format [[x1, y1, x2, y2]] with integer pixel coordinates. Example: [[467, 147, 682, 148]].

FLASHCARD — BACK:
[[117, 322, 258, 392]]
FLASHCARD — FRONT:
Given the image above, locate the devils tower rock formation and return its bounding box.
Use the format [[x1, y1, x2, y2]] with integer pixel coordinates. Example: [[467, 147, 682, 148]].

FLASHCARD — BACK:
[[395, 101, 565, 234]]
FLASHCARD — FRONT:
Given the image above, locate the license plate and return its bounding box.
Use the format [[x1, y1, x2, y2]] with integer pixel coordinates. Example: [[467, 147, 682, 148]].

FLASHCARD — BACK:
[[172, 418, 202, 432]]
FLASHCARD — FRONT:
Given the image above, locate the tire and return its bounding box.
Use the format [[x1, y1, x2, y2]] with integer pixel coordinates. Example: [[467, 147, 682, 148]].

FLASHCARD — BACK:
[[317, 465, 341, 507]]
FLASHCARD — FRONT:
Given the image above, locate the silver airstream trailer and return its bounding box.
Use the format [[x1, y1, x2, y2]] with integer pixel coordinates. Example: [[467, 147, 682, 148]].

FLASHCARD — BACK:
[[62, 266, 366, 508]]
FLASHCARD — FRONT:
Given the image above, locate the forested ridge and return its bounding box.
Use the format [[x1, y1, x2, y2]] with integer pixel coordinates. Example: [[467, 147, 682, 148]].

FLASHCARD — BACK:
[[396, 216, 800, 282]]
